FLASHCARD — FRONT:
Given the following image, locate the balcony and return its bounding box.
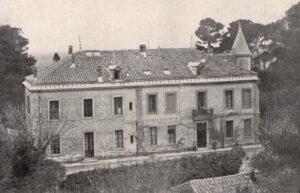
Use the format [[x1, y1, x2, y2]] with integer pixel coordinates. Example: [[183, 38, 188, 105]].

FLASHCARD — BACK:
[[192, 108, 214, 120]]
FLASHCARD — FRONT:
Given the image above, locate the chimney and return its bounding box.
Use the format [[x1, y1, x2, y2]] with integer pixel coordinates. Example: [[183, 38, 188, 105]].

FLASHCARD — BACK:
[[96, 65, 103, 82], [139, 44, 147, 58], [250, 169, 257, 182], [32, 66, 37, 84], [53, 52, 60, 63], [68, 45, 73, 55]]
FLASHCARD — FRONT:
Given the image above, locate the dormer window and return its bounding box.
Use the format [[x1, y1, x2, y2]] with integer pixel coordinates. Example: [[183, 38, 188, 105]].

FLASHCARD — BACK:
[[144, 71, 151, 76], [108, 64, 122, 81], [114, 69, 121, 80], [163, 70, 171, 75]]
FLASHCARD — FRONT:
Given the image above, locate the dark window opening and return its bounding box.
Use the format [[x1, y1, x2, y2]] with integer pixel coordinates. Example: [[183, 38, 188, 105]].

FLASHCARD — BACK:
[[83, 98, 93, 117], [197, 92, 206, 110], [225, 120, 233, 138], [49, 100, 59, 120], [26, 95, 30, 114], [130, 135, 134, 143], [167, 126, 176, 144], [114, 97, 123, 115], [129, 102, 133, 110], [50, 135, 60, 154], [114, 70, 121, 80]]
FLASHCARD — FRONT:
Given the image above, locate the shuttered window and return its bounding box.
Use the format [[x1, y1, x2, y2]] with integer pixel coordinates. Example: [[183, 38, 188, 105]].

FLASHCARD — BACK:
[[225, 90, 233, 108], [115, 130, 124, 148], [244, 119, 252, 137], [166, 93, 176, 113], [242, 89, 252, 108], [150, 127, 157, 145], [148, 94, 157, 114]]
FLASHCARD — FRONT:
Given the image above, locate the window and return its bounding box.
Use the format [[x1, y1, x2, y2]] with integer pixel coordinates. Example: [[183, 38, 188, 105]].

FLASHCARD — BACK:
[[114, 97, 123, 115], [225, 90, 233, 109], [165, 93, 177, 113], [50, 135, 60, 154], [130, 135, 134, 143], [115, 130, 124, 148], [225, 120, 233, 138], [26, 95, 30, 114], [149, 127, 157, 145], [244, 119, 252, 137], [167, 126, 176, 144], [83, 98, 93, 117], [114, 70, 121, 80], [148, 94, 157, 114], [242, 89, 252, 108], [49, 100, 59, 120], [129, 102, 133, 110], [197, 92, 206, 109]]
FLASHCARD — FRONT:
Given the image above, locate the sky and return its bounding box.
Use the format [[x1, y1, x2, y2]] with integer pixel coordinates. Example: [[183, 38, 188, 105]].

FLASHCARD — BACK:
[[0, 0, 299, 55]]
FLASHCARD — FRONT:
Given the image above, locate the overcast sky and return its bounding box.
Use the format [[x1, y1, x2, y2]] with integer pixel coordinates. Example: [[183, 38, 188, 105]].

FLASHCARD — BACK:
[[0, 0, 298, 55]]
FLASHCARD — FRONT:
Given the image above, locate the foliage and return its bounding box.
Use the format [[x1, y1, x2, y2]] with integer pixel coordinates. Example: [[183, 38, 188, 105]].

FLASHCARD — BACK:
[[61, 147, 245, 193], [0, 104, 69, 192], [0, 25, 36, 107]]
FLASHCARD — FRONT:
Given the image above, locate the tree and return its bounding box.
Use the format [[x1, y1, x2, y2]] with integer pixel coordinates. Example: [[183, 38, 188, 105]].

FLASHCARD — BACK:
[[251, 105, 300, 192], [195, 18, 224, 51], [219, 19, 265, 53], [0, 104, 70, 192], [0, 25, 36, 106]]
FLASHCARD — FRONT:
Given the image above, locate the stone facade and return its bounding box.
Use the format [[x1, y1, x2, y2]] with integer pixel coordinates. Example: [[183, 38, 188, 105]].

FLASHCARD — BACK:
[[25, 79, 259, 159]]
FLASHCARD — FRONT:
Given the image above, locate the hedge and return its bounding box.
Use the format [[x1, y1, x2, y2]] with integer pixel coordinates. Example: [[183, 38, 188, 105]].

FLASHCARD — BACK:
[[60, 146, 245, 193]]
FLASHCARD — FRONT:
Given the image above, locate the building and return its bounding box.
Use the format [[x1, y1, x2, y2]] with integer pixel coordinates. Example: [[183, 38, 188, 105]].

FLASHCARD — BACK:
[[23, 24, 259, 159], [172, 172, 283, 193]]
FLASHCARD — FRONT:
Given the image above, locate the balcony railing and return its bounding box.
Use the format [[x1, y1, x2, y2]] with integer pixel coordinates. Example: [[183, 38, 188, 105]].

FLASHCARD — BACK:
[[192, 108, 214, 117]]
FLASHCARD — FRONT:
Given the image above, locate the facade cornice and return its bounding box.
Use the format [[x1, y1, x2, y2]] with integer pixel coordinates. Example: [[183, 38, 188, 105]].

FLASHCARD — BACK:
[[23, 76, 259, 92]]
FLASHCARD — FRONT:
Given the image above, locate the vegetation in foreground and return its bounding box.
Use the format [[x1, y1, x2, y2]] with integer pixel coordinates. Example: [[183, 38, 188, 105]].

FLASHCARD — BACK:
[[60, 146, 245, 193]]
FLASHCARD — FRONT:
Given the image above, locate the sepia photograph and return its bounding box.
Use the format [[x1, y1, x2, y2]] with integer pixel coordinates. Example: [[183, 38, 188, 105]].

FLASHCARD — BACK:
[[0, 0, 299, 192]]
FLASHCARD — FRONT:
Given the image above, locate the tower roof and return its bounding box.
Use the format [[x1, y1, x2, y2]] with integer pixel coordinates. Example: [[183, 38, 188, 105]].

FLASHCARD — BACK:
[[231, 22, 251, 56]]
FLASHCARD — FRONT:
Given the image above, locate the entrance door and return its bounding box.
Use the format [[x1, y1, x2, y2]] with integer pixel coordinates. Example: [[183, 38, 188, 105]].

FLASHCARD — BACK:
[[84, 132, 94, 157], [197, 122, 207, 148]]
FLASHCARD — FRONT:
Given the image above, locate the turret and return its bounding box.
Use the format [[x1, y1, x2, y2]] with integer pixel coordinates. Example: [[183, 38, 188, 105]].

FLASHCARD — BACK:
[[231, 22, 252, 70]]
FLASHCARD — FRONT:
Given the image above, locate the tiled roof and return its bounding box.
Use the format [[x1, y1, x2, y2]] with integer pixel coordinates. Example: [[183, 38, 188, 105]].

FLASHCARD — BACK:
[[231, 23, 252, 56], [30, 48, 256, 85], [173, 172, 284, 193]]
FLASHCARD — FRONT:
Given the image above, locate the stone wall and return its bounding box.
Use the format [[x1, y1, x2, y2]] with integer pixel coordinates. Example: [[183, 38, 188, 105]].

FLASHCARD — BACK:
[[25, 80, 259, 159]]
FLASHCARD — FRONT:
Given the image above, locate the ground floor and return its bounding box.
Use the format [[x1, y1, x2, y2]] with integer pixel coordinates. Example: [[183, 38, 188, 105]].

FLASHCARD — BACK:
[[48, 113, 259, 162]]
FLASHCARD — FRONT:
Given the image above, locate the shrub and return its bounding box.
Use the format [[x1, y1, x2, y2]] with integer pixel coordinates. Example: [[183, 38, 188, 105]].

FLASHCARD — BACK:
[[61, 147, 245, 193]]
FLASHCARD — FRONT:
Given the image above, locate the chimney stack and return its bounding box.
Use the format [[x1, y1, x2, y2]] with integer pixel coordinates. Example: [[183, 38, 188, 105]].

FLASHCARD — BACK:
[[97, 65, 103, 82], [53, 52, 60, 63], [32, 66, 37, 79], [68, 45, 73, 55], [139, 44, 147, 58]]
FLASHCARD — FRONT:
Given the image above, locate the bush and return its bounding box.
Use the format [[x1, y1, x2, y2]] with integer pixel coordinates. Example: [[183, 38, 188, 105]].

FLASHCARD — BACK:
[[61, 147, 245, 193]]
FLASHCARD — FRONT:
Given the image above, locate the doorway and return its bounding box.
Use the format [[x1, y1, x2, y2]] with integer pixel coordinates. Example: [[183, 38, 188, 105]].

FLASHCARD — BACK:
[[197, 122, 207, 148], [84, 132, 94, 157]]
